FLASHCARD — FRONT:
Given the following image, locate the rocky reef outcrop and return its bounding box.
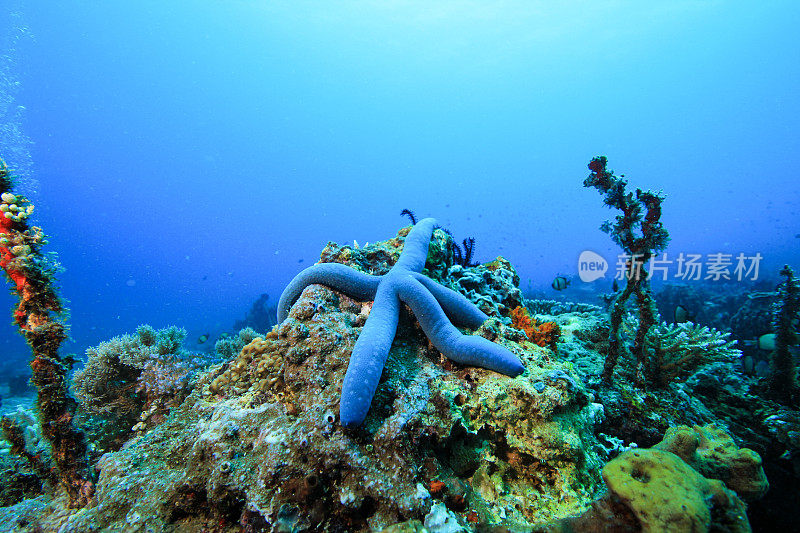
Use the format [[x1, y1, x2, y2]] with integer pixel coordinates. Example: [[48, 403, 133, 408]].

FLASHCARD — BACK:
[[0, 221, 776, 532]]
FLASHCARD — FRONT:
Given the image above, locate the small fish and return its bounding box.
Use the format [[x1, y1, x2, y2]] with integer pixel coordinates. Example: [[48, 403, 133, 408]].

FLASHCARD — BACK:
[[674, 305, 695, 324], [197, 333, 210, 344], [551, 276, 570, 291], [757, 333, 776, 351], [218, 332, 230, 340], [202, 275, 208, 281], [298, 259, 304, 263]]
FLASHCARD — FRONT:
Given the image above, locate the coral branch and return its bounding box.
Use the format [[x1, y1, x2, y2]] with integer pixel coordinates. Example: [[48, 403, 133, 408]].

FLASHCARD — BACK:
[[584, 156, 669, 385], [768, 265, 799, 404], [0, 158, 94, 506]]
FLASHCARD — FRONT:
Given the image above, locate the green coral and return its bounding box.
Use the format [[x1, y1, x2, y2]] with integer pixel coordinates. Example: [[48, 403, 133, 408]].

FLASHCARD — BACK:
[[213, 327, 262, 361], [602, 448, 750, 532], [643, 320, 739, 387], [73, 325, 219, 450], [654, 424, 768, 501]]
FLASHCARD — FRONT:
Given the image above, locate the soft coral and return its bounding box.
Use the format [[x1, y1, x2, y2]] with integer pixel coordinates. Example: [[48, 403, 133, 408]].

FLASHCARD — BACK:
[[510, 306, 561, 352]]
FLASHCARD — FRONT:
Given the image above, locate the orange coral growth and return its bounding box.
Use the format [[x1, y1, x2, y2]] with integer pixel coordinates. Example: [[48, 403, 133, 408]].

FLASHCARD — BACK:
[[510, 306, 561, 351], [0, 217, 27, 292], [0, 160, 94, 507], [429, 479, 446, 495]]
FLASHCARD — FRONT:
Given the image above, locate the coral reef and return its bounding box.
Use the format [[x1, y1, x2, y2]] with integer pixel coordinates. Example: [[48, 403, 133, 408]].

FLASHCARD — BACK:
[[208, 331, 284, 397], [599, 448, 749, 532], [4, 221, 613, 532], [2, 210, 794, 530], [546, 424, 761, 532], [213, 326, 262, 361], [584, 156, 669, 386], [654, 424, 768, 501], [73, 325, 220, 451], [639, 318, 740, 387], [510, 305, 562, 352], [0, 157, 93, 507], [0, 406, 52, 506], [447, 258, 524, 318], [278, 218, 524, 426]]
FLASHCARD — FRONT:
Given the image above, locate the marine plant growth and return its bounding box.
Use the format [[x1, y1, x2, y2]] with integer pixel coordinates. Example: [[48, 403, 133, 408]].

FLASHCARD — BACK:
[[768, 264, 800, 404], [0, 157, 94, 506], [584, 156, 670, 386], [73, 325, 220, 449]]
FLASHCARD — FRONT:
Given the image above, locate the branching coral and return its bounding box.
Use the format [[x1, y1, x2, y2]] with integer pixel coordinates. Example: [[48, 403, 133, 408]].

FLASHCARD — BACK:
[[0, 157, 93, 507], [73, 325, 219, 447], [510, 306, 561, 352], [767, 265, 799, 404], [623, 313, 739, 387], [584, 156, 669, 385], [214, 327, 261, 361]]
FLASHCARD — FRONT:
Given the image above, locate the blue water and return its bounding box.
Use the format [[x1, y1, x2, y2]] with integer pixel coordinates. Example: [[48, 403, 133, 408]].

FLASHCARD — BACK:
[[0, 1, 798, 359]]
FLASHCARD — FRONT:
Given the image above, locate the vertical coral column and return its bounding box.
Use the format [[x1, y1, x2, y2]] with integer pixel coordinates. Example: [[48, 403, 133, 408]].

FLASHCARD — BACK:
[[0, 158, 94, 506]]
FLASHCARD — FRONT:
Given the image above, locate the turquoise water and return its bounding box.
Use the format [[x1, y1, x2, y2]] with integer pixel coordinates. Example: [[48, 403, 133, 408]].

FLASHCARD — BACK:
[[1, 2, 797, 355]]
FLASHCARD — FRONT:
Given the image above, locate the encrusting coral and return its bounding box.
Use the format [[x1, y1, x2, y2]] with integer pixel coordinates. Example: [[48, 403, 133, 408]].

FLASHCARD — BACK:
[[600, 448, 749, 532], [584, 156, 669, 386], [0, 157, 94, 507], [212, 326, 261, 361], [208, 331, 284, 398], [549, 424, 763, 532], [654, 424, 768, 501]]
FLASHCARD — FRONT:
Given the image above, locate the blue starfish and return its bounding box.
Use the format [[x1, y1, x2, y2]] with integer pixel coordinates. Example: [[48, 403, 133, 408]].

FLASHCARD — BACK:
[[278, 218, 524, 426]]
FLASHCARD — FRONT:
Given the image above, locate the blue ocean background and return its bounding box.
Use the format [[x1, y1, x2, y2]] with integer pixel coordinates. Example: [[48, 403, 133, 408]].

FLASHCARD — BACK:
[[0, 1, 798, 361]]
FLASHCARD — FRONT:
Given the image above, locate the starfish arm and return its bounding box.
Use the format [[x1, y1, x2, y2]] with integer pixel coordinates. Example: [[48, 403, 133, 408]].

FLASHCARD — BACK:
[[277, 263, 381, 323], [411, 272, 488, 329], [339, 281, 401, 427], [397, 275, 524, 377], [393, 218, 437, 272]]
